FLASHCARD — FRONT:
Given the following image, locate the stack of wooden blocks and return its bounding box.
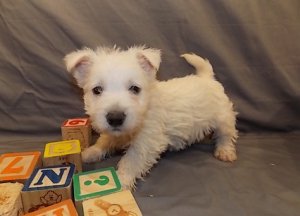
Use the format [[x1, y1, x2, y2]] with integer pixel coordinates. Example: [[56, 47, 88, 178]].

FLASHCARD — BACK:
[[0, 118, 143, 216]]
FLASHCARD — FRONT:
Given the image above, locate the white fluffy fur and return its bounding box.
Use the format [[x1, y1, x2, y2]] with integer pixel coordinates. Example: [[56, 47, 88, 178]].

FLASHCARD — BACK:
[[64, 46, 238, 189]]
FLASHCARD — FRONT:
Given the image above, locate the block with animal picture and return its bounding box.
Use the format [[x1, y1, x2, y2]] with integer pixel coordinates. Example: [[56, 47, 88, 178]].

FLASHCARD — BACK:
[[73, 167, 122, 215], [21, 164, 75, 213], [83, 190, 142, 216], [61, 118, 92, 149], [0, 182, 24, 216], [0, 151, 41, 183], [43, 140, 82, 172], [23, 199, 78, 216]]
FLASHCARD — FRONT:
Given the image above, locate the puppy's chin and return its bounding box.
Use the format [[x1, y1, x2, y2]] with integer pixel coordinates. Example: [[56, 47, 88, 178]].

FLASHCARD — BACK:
[[107, 127, 124, 136], [94, 124, 129, 136], [108, 125, 138, 137]]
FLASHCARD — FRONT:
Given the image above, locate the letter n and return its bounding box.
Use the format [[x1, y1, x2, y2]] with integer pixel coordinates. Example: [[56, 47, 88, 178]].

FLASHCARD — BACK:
[[34, 168, 67, 185]]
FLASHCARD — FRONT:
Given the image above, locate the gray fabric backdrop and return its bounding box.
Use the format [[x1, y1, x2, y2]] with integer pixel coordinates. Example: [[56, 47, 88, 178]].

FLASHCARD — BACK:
[[0, 1, 300, 215], [1, 0, 299, 137]]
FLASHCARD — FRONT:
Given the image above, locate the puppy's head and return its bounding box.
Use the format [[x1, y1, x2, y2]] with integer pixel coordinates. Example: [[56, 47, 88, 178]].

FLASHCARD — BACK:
[[64, 46, 161, 135]]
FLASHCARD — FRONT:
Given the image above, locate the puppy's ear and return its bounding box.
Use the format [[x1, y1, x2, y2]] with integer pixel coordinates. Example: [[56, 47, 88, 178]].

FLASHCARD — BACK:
[[137, 48, 161, 76], [64, 48, 94, 88]]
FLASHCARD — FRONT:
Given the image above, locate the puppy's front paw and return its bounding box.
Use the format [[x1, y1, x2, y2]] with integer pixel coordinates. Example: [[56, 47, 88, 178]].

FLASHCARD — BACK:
[[117, 170, 136, 191], [81, 145, 105, 163], [214, 146, 237, 162]]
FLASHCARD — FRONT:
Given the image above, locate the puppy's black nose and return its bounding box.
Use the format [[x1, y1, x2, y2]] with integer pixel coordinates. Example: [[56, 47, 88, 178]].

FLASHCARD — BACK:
[[106, 111, 126, 127]]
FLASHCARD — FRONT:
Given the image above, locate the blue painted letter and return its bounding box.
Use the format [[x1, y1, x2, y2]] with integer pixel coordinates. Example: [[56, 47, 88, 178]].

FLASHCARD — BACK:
[[34, 168, 67, 185]]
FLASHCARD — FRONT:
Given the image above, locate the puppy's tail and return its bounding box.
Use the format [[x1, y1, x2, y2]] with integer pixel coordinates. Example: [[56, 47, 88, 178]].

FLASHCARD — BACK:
[[181, 53, 214, 78]]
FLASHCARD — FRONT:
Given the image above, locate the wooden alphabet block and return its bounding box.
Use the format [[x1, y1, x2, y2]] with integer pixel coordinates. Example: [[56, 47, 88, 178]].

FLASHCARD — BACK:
[[73, 167, 122, 215], [24, 199, 78, 216], [61, 118, 92, 149], [21, 164, 75, 213], [0, 182, 24, 216], [0, 151, 41, 183], [43, 140, 82, 172], [83, 190, 142, 216]]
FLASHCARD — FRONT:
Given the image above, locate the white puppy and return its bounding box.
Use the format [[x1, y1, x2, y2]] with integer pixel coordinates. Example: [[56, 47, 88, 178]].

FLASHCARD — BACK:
[[64, 46, 238, 189]]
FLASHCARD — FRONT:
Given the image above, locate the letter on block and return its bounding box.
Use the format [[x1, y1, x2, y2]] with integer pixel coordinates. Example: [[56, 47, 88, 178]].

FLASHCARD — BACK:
[[73, 167, 121, 215], [0, 152, 41, 183], [61, 118, 92, 149], [24, 199, 78, 216], [83, 190, 143, 216], [21, 164, 75, 213], [0, 182, 24, 216], [43, 140, 82, 172]]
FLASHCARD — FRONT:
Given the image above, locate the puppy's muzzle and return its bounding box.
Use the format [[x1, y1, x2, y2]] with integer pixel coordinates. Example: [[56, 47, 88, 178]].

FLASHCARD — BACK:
[[106, 111, 126, 128]]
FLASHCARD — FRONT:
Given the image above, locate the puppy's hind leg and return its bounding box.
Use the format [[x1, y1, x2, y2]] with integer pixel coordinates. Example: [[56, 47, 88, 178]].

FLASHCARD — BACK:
[[214, 114, 238, 162]]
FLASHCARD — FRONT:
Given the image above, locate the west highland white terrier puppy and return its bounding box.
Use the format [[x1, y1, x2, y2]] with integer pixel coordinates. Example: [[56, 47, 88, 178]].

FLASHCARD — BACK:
[[64, 46, 238, 189]]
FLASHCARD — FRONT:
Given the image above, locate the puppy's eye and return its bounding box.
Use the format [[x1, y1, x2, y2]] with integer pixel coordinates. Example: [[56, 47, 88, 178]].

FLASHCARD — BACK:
[[92, 86, 103, 95], [129, 85, 141, 95]]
